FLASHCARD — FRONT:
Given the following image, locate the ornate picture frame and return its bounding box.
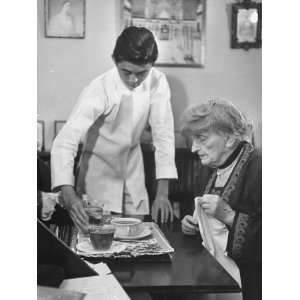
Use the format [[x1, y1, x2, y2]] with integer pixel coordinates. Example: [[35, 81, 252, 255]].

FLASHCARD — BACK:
[[230, 1, 262, 50], [44, 0, 86, 38], [121, 0, 206, 68]]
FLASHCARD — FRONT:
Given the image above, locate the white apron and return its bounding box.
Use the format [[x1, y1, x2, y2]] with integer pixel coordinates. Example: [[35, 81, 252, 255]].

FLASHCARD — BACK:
[[76, 94, 150, 214]]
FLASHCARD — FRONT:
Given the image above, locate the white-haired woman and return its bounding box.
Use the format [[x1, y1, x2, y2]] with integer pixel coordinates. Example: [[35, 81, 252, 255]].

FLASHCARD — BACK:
[[181, 98, 261, 300]]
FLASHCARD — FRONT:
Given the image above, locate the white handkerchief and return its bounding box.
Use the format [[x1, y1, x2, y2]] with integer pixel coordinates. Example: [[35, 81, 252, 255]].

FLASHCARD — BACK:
[[193, 197, 228, 255], [193, 197, 241, 286]]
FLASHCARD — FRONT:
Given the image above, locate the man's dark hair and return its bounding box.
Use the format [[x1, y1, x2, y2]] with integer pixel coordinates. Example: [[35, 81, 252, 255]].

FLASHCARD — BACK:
[[112, 26, 158, 65]]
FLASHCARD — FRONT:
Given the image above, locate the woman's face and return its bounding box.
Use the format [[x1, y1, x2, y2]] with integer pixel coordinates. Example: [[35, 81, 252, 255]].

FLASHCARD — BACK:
[[191, 130, 232, 168]]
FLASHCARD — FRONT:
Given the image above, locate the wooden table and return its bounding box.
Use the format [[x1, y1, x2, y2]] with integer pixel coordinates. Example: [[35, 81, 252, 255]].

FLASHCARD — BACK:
[[39, 216, 240, 298], [106, 219, 241, 296]]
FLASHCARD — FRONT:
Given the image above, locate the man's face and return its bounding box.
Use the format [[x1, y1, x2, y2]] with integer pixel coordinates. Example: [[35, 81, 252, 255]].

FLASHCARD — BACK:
[[116, 61, 152, 90]]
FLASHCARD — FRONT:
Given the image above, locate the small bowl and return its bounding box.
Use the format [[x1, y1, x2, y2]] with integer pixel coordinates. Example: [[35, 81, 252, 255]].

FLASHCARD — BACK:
[[111, 217, 143, 237]]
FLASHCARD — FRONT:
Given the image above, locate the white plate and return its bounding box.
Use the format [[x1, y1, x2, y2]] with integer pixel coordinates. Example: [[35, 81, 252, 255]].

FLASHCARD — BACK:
[[114, 227, 152, 240], [76, 240, 127, 255]]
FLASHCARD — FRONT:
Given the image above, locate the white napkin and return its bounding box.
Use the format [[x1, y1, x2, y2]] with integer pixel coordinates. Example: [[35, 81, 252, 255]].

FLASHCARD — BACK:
[[60, 275, 130, 300], [76, 241, 127, 257], [193, 196, 241, 286], [41, 192, 60, 221]]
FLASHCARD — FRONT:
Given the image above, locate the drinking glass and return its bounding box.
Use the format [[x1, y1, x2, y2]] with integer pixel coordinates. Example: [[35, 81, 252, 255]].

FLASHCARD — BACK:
[[88, 224, 115, 250], [84, 204, 103, 226]]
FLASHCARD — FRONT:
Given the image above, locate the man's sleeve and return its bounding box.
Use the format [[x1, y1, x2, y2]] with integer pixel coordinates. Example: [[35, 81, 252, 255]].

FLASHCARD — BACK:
[[51, 84, 107, 191], [148, 74, 178, 180]]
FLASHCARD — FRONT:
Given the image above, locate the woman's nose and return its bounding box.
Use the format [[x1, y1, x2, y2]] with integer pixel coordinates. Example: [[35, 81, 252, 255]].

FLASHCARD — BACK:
[[191, 140, 200, 153]]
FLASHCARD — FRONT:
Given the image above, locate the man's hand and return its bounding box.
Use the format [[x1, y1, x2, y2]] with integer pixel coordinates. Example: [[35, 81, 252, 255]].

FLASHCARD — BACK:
[[181, 215, 199, 235], [151, 194, 173, 223], [199, 194, 235, 226], [151, 179, 173, 223], [61, 185, 89, 233]]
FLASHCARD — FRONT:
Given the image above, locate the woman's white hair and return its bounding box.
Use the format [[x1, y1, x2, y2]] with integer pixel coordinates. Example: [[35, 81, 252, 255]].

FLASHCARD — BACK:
[[181, 97, 253, 143]]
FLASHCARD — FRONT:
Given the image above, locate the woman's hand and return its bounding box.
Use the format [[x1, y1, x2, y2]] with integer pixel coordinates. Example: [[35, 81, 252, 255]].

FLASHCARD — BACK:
[[61, 185, 89, 233], [181, 215, 199, 235], [199, 194, 235, 226]]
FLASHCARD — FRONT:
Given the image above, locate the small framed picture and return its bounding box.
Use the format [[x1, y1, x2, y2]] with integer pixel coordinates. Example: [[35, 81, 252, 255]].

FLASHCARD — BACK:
[[44, 0, 86, 38], [230, 2, 261, 50], [37, 120, 45, 151], [54, 120, 66, 138]]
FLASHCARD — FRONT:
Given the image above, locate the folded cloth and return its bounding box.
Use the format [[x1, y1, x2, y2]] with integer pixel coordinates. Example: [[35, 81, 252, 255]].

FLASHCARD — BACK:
[[193, 197, 241, 286], [76, 238, 173, 258], [41, 192, 61, 221]]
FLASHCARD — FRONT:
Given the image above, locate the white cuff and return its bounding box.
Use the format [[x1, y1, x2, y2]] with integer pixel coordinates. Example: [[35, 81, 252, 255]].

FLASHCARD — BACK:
[[51, 174, 75, 192], [155, 164, 178, 179]]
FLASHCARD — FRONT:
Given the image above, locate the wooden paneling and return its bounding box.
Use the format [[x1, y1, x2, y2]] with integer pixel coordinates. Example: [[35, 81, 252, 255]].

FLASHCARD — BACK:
[[38, 147, 211, 218]]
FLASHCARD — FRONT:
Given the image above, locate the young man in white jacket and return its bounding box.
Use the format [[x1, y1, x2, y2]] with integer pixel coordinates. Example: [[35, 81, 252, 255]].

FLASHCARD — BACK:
[[51, 26, 178, 233]]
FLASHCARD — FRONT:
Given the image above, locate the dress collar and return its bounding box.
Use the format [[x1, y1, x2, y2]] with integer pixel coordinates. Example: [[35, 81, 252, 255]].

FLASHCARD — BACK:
[[218, 141, 247, 170]]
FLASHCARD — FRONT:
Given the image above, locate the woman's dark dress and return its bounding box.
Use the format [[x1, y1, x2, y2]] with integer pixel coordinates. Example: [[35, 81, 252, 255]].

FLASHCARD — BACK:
[[195, 142, 262, 300]]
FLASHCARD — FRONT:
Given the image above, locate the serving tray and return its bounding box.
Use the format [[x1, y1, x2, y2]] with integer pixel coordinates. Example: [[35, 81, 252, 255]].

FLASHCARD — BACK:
[[75, 222, 174, 261]]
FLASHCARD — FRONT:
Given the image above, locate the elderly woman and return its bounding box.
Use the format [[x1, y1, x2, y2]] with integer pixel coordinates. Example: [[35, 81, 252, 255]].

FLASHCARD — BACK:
[[181, 98, 261, 300]]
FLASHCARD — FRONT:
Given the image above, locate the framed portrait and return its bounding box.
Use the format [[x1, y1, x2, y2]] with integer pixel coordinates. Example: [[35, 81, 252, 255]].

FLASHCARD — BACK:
[[54, 120, 66, 138], [230, 1, 262, 50], [37, 120, 45, 151], [44, 0, 86, 38], [121, 0, 206, 68]]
